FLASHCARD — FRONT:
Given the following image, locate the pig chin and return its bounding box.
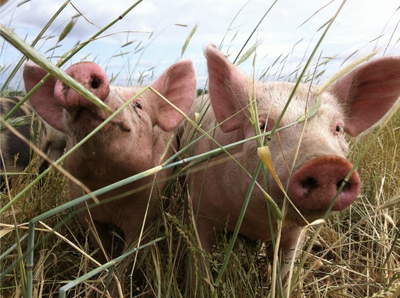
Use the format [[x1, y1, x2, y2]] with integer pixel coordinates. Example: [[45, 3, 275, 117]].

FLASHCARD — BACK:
[[68, 107, 131, 138], [285, 207, 326, 226]]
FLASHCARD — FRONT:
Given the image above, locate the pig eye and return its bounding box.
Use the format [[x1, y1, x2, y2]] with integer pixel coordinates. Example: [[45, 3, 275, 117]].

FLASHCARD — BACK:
[[259, 117, 273, 132], [335, 124, 344, 134], [259, 121, 266, 131], [134, 102, 142, 109]]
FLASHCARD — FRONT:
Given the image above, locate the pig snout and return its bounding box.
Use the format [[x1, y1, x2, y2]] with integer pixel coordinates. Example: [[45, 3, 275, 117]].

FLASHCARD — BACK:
[[54, 62, 110, 110], [288, 156, 361, 211]]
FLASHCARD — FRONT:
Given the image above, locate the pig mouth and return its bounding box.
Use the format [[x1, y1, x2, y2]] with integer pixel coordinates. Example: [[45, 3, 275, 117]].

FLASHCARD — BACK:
[[72, 107, 131, 133]]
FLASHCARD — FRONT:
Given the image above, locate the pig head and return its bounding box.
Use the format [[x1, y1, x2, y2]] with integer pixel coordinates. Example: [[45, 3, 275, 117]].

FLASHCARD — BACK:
[[23, 60, 196, 261], [183, 45, 400, 261]]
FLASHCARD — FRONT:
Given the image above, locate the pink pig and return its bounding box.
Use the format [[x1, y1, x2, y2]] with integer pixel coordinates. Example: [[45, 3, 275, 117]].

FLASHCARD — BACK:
[[23, 60, 196, 261], [182, 45, 400, 274]]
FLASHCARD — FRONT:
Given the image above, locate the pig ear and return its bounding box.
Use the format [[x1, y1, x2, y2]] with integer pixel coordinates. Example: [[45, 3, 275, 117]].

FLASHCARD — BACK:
[[205, 44, 251, 133], [328, 56, 400, 137], [23, 62, 66, 132], [150, 59, 196, 132]]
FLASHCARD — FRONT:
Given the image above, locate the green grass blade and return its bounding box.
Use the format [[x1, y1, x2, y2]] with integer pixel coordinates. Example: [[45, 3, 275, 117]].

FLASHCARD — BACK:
[[181, 23, 197, 57], [0, 0, 71, 94], [58, 237, 165, 298]]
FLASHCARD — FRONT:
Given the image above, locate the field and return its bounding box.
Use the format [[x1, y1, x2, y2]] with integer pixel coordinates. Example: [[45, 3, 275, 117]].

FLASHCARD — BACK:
[[1, 1, 400, 297]]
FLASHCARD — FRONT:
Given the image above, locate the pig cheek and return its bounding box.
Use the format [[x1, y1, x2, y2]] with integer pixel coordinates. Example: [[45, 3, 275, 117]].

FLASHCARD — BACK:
[[60, 113, 81, 140], [65, 151, 89, 179], [244, 147, 259, 171], [242, 133, 287, 204], [267, 161, 290, 205], [337, 134, 349, 155], [60, 106, 98, 138]]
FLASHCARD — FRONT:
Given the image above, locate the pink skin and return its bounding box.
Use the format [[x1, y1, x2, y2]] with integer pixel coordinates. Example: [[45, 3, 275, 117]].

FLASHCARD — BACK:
[[23, 60, 196, 262], [182, 45, 400, 269]]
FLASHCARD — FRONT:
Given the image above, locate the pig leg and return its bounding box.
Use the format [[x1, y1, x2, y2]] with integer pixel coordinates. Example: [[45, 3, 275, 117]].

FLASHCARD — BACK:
[[80, 216, 127, 295], [265, 224, 304, 277], [183, 215, 216, 295], [78, 212, 114, 263]]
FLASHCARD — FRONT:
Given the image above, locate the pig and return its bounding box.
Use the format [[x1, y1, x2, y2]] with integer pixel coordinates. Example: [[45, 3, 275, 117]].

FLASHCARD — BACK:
[[0, 96, 66, 181], [23, 60, 196, 263], [181, 45, 400, 280]]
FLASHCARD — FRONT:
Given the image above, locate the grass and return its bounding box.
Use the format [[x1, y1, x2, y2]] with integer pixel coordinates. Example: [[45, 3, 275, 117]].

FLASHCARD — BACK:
[[1, 1, 400, 297]]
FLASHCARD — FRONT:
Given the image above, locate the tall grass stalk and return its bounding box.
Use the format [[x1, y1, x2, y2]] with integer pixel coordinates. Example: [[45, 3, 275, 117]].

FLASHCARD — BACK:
[[0, 0, 71, 94], [0, 24, 112, 114]]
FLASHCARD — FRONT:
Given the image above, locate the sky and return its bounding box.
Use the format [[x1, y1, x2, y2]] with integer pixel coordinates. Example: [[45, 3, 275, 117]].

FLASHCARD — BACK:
[[1, 0, 400, 90]]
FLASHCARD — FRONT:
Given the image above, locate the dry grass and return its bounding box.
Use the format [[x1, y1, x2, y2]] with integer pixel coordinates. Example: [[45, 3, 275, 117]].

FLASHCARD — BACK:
[[2, 116, 398, 297]]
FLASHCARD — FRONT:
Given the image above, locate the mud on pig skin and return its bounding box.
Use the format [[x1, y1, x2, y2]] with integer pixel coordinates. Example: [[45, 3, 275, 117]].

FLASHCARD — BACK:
[[181, 45, 400, 272], [23, 59, 196, 262]]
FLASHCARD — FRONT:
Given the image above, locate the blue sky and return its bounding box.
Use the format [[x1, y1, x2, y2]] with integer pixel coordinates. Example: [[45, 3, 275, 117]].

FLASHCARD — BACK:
[[1, 0, 400, 89]]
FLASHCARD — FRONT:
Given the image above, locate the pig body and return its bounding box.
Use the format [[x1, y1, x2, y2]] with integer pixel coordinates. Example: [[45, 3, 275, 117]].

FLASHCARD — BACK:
[[0, 96, 66, 177], [23, 60, 196, 261], [182, 45, 400, 270]]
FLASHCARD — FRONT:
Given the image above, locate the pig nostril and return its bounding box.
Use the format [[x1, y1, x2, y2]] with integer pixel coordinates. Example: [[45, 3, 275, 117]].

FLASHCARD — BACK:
[[91, 77, 102, 89], [300, 177, 319, 193], [336, 179, 345, 190]]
